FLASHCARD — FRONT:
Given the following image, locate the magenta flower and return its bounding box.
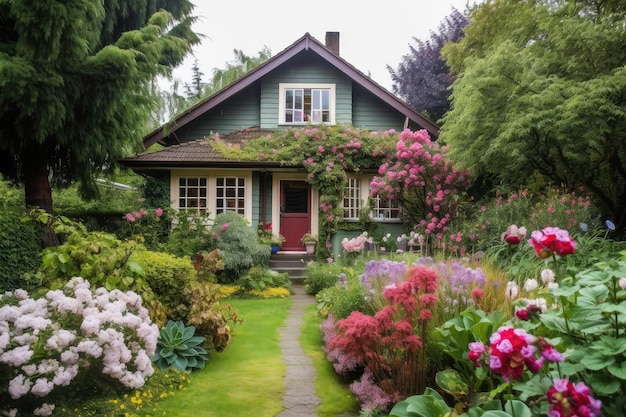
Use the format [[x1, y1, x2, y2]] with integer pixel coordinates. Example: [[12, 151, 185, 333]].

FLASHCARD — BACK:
[[547, 379, 601, 417], [155, 208, 163, 217], [221, 223, 229, 232]]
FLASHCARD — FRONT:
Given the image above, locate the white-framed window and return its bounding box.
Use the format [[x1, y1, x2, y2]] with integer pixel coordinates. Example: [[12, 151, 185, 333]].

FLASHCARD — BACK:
[[174, 172, 251, 221], [371, 194, 402, 221], [178, 177, 208, 215], [216, 176, 246, 215], [343, 177, 361, 220], [279, 83, 335, 125], [342, 176, 403, 222]]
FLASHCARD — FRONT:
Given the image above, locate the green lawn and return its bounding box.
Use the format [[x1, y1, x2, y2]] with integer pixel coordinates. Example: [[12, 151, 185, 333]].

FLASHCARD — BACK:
[[146, 297, 290, 417]]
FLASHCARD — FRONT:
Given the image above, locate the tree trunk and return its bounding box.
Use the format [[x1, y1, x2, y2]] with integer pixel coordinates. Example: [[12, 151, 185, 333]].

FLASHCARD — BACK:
[[23, 145, 59, 247]]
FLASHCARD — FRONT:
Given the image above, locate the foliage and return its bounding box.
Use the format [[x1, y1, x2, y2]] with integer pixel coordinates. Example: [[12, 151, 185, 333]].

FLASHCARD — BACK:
[[183, 281, 241, 352], [234, 265, 292, 293], [51, 369, 190, 417], [164, 212, 214, 257], [301, 233, 318, 243], [151, 320, 208, 372], [329, 266, 440, 410], [210, 211, 271, 283], [441, 0, 626, 232], [193, 249, 225, 282], [0, 179, 41, 292], [24, 210, 166, 323], [369, 129, 470, 255], [316, 269, 372, 320], [303, 260, 345, 295], [0, 0, 200, 220], [389, 7, 469, 121], [131, 249, 196, 324], [0, 277, 159, 416], [118, 199, 171, 251]]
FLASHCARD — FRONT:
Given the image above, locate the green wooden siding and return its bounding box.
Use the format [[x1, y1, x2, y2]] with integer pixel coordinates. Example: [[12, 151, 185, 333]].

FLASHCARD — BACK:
[[352, 85, 408, 132], [174, 86, 261, 142], [260, 54, 353, 129], [251, 172, 273, 230]]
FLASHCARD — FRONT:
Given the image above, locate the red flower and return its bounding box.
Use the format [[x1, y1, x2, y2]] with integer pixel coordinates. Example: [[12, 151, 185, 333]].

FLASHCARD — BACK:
[[502, 224, 527, 245], [528, 227, 576, 258], [547, 379, 601, 417]]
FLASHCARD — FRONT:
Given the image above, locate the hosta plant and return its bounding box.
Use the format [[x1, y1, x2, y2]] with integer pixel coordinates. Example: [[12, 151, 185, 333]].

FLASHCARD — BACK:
[[152, 321, 208, 371]]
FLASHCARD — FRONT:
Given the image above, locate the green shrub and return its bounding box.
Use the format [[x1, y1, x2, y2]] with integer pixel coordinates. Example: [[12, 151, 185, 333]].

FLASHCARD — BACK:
[[132, 250, 197, 322], [211, 212, 271, 283], [152, 320, 209, 372], [315, 269, 372, 319], [0, 178, 42, 292], [303, 260, 346, 295], [235, 265, 292, 293], [164, 213, 214, 257]]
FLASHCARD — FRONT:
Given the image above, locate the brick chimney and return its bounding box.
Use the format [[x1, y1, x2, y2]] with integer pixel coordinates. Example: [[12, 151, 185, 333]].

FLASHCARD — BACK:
[[325, 32, 340, 56]]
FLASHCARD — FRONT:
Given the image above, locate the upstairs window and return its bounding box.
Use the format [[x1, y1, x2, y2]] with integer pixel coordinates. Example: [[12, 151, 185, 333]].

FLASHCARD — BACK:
[[279, 83, 335, 125]]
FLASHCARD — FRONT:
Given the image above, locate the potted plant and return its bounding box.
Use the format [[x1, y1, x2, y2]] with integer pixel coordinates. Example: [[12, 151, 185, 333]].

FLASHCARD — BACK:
[[270, 233, 285, 254], [300, 233, 318, 254]]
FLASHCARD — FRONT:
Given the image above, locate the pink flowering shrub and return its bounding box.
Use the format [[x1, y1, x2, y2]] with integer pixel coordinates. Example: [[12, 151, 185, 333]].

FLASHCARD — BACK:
[[369, 128, 470, 255], [0, 277, 159, 416], [328, 265, 439, 410]]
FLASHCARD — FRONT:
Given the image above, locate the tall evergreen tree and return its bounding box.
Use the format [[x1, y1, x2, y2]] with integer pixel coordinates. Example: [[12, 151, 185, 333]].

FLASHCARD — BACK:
[[389, 7, 469, 121], [441, 0, 626, 231], [0, 0, 199, 244]]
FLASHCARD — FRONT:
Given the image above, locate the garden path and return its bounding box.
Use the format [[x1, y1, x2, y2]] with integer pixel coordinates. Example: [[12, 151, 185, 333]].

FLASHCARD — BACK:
[[276, 284, 358, 417]]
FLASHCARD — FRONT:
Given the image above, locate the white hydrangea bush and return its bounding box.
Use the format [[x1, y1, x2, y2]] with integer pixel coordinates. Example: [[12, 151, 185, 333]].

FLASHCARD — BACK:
[[0, 277, 159, 416]]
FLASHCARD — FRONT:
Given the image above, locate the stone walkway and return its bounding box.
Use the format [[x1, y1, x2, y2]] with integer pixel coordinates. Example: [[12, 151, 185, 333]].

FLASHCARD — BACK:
[[276, 285, 321, 417], [276, 285, 359, 417]]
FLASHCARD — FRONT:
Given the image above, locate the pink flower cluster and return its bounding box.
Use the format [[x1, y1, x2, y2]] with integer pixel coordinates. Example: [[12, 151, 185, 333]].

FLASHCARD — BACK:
[[528, 227, 577, 258], [0, 278, 158, 414], [547, 379, 601, 417], [468, 326, 563, 382], [341, 232, 371, 253]]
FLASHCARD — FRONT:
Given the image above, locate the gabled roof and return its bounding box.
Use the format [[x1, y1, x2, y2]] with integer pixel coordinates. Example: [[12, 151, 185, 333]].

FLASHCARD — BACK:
[[143, 32, 439, 148]]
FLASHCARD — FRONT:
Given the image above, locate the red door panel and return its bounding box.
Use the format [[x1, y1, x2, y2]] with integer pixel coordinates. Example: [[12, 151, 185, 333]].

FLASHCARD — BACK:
[[280, 181, 311, 251]]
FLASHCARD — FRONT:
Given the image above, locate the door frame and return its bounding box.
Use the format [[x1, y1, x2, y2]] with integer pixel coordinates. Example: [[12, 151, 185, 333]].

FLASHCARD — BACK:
[[271, 173, 318, 251]]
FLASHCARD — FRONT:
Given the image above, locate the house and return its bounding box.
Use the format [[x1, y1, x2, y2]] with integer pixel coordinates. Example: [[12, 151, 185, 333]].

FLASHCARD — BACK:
[[122, 32, 439, 254]]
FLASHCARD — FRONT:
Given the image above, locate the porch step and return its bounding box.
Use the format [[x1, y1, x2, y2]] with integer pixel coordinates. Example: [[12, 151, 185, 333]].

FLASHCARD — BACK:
[[269, 253, 315, 285]]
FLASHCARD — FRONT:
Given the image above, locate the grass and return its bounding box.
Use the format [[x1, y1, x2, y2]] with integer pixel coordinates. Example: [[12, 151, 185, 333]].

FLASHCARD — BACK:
[[145, 297, 291, 417], [300, 304, 360, 416]]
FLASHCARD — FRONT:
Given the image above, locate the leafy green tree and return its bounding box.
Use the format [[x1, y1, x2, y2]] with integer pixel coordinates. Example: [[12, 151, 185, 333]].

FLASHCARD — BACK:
[[0, 0, 200, 245], [440, 0, 626, 231], [389, 7, 469, 121]]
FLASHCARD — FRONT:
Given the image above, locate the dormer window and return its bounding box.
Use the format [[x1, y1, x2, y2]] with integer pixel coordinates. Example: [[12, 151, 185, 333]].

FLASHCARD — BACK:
[[279, 83, 335, 125]]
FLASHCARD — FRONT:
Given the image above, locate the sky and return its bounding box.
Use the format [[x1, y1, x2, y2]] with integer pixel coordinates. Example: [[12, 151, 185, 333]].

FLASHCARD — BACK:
[[167, 0, 478, 93]]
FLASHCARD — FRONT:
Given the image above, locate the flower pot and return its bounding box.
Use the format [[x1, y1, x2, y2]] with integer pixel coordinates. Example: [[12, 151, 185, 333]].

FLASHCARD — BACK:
[[271, 244, 280, 254], [304, 242, 316, 254]]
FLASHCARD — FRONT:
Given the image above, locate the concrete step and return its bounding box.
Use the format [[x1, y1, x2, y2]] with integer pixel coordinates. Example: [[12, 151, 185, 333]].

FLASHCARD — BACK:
[[269, 253, 314, 284]]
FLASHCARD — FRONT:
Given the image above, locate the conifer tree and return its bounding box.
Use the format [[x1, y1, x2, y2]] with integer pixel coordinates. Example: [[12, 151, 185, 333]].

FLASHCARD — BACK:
[[0, 0, 199, 245]]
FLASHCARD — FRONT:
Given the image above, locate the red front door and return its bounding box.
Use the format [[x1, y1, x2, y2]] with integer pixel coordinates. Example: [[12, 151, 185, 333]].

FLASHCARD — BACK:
[[279, 180, 311, 251]]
